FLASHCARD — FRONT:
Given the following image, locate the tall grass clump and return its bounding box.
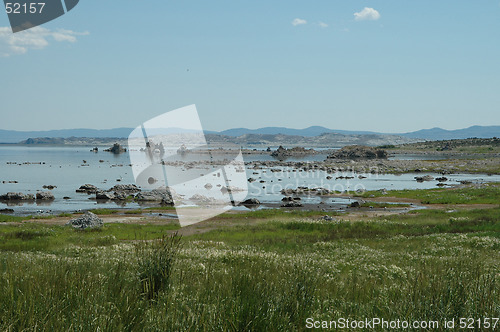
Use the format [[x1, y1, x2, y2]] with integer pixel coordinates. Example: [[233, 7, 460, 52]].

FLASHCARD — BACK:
[[135, 232, 182, 300]]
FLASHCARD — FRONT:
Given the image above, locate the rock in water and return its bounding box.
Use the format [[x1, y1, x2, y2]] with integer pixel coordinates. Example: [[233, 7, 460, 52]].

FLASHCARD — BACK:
[[76, 184, 99, 194], [96, 191, 115, 200], [327, 145, 388, 159], [281, 200, 303, 207], [241, 198, 261, 206], [349, 201, 361, 208], [134, 187, 175, 205], [0, 192, 35, 201], [107, 184, 141, 194], [66, 212, 103, 229], [104, 143, 127, 154], [36, 191, 55, 200]]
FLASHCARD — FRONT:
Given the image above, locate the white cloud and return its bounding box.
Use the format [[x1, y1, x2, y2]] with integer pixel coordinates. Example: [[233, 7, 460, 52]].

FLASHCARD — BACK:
[[292, 18, 307, 26], [354, 7, 381, 21], [0, 27, 89, 57], [318, 22, 328, 28]]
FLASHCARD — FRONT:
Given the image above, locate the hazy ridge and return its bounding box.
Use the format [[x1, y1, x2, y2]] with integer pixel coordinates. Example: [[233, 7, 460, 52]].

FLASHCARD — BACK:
[[1, 125, 499, 145]]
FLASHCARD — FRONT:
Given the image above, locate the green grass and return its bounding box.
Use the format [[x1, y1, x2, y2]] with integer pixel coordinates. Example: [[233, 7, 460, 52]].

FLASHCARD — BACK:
[[0, 202, 498, 330], [194, 208, 500, 250], [89, 208, 120, 215], [358, 201, 411, 208], [0, 214, 27, 222], [219, 208, 337, 220], [145, 206, 176, 211], [355, 183, 500, 204], [0, 222, 180, 252], [383, 138, 500, 154], [0, 214, 57, 222], [124, 209, 143, 214]]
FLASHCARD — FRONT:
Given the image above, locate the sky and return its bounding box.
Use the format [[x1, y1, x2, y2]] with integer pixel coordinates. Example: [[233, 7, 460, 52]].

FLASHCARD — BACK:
[[1, 0, 500, 133]]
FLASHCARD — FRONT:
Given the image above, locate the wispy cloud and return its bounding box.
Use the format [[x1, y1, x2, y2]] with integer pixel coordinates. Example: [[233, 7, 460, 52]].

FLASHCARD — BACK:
[[354, 7, 381, 21], [318, 22, 328, 28], [292, 18, 307, 26], [0, 27, 89, 57]]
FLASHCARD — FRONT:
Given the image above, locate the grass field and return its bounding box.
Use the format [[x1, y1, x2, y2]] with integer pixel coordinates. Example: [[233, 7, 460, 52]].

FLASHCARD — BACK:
[[0, 188, 498, 330], [355, 182, 500, 205]]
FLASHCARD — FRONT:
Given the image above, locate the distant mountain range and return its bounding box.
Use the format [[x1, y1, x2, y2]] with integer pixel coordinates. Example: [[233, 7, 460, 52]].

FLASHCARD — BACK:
[[218, 125, 500, 140], [0, 128, 133, 144], [217, 126, 380, 137], [0, 125, 499, 144]]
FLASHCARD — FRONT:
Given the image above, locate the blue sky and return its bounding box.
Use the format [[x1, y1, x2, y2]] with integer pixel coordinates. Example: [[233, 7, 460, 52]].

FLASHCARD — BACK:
[[1, 1, 500, 132]]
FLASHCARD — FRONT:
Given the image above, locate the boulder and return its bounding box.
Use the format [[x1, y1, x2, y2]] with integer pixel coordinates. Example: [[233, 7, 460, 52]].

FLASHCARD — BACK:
[[415, 175, 434, 182], [281, 196, 301, 202], [96, 191, 115, 200], [113, 192, 128, 200], [135, 188, 174, 205], [349, 201, 361, 208], [104, 143, 127, 154], [281, 201, 303, 208], [66, 212, 103, 229], [271, 146, 316, 159], [36, 191, 54, 200], [107, 184, 140, 194], [241, 198, 261, 206], [0, 192, 35, 201], [76, 184, 99, 194]]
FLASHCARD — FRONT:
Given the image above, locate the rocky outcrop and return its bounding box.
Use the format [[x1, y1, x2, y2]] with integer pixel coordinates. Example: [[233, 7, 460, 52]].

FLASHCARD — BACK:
[[134, 188, 174, 205], [327, 145, 388, 160], [36, 191, 55, 200], [240, 198, 261, 206], [177, 144, 188, 154], [0, 192, 35, 201], [106, 184, 141, 194], [349, 201, 361, 208], [96, 191, 115, 200], [271, 146, 316, 159], [281, 196, 301, 202], [281, 200, 303, 207], [66, 212, 103, 229], [76, 184, 99, 194], [104, 143, 127, 154], [415, 175, 434, 182]]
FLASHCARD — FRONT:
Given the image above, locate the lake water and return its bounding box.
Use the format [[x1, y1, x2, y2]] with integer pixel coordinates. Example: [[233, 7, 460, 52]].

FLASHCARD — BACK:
[[1, 146, 499, 214]]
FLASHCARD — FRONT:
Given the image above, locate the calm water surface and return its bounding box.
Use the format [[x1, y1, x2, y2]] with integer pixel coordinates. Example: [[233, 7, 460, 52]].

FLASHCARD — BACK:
[[1, 146, 498, 214]]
